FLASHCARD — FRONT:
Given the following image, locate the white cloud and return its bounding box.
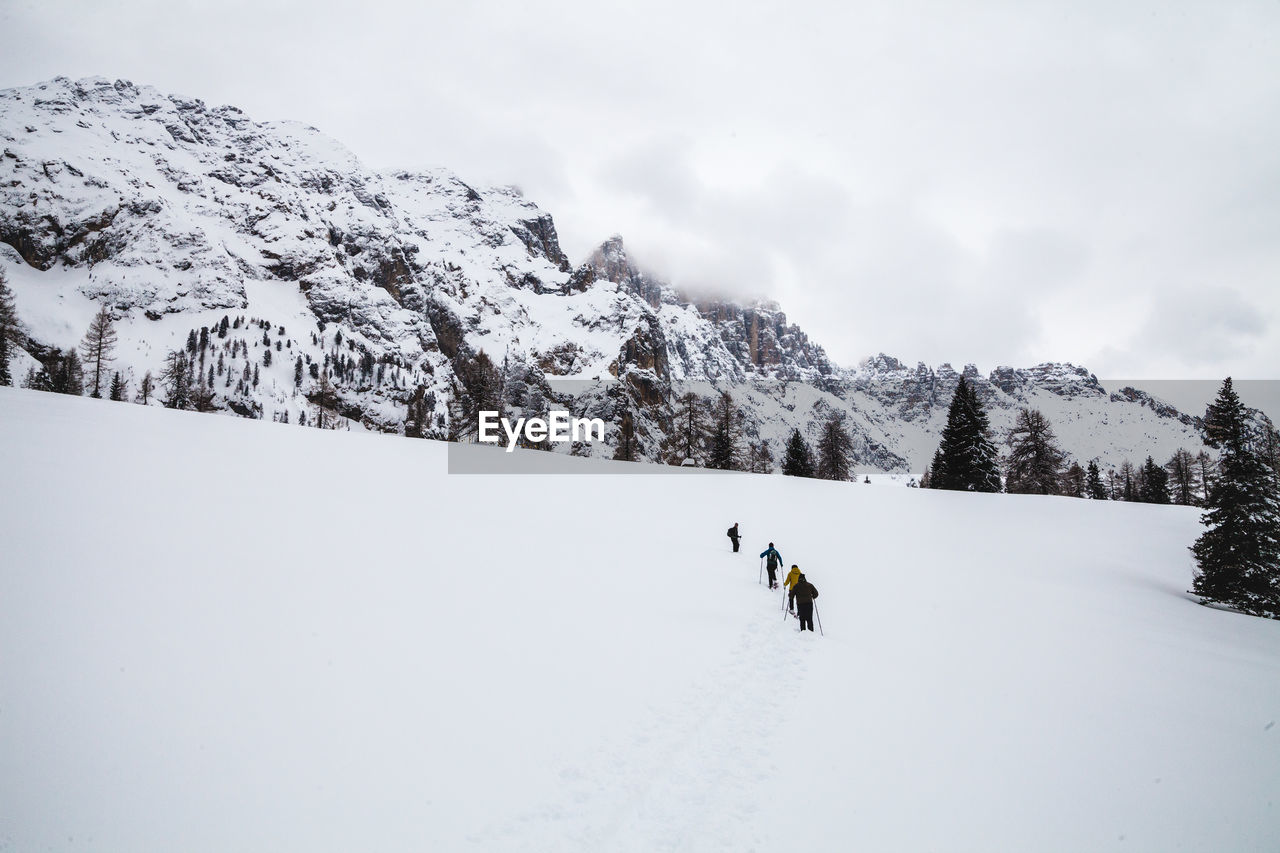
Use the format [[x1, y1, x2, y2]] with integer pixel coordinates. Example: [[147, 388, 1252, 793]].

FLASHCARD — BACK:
[[2, 0, 1279, 377]]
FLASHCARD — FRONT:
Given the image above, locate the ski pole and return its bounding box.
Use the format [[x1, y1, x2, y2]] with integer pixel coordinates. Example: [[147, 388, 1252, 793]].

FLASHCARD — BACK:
[[759, 557, 763, 585], [814, 602, 824, 637]]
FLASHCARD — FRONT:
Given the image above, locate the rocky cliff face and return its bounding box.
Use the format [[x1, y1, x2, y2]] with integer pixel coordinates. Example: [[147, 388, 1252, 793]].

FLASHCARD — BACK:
[[0, 77, 1232, 472]]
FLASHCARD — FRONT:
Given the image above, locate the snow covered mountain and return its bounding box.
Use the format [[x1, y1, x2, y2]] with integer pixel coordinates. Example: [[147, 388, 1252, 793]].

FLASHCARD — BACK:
[[0, 76, 1250, 471]]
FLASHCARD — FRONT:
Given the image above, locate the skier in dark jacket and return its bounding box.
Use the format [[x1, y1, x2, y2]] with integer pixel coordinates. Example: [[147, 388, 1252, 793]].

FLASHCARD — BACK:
[[727, 523, 741, 552], [792, 573, 819, 631], [759, 543, 783, 589]]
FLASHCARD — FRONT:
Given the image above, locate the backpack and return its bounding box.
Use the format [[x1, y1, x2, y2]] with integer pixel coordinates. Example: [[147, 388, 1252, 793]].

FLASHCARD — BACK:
[[727, 526, 735, 538], [767, 552, 780, 569]]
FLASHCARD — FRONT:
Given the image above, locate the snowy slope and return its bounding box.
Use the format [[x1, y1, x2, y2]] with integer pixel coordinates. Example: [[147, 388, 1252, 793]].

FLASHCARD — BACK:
[[2, 388, 1278, 852]]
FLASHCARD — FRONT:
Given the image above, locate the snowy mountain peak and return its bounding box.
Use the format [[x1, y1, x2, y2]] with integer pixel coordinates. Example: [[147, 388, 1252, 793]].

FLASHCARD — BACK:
[[0, 76, 1237, 471]]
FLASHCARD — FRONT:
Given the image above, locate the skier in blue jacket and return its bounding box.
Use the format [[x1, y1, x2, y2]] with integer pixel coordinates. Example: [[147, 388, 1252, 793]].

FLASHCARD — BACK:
[[759, 543, 783, 589]]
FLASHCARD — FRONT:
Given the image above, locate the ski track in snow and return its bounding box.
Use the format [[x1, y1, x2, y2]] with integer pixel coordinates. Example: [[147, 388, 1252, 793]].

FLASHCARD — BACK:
[[473, 587, 813, 852]]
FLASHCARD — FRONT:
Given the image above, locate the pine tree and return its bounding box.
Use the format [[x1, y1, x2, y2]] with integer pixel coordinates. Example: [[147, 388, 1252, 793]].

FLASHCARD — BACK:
[[138, 371, 154, 405], [1191, 378, 1280, 617], [613, 409, 637, 462], [1085, 460, 1108, 500], [781, 429, 815, 478], [1164, 449, 1197, 505], [924, 448, 944, 489], [313, 371, 340, 429], [815, 413, 854, 481], [161, 350, 192, 409], [109, 371, 126, 401], [1196, 450, 1215, 505], [931, 376, 1002, 492], [706, 392, 741, 470], [0, 270, 20, 386], [47, 350, 84, 395], [671, 392, 707, 465], [1004, 408, 1066, 495], [1139, 456, 1171, 504], [1118, 459, 1137, 501]]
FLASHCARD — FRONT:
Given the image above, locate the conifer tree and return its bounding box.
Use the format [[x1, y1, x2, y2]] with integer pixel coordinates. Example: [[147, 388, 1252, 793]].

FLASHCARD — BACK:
[[671, 391, 707, 465], [613, 409, 637, 462], [39, 349, 85, 395], [1196, 450, 1215, 505], [160, 350, 192, 409], [1165, 449, 1197, 505], [781, 429, 815, 478], [138, 370, 154, 405], [314, 371, 340, 429], [930, 376, 1001, 492], [1004, 408, 1066, 495], [0, 270, 19, 386], [815, 413, 854, 481], [1117, 459, 1137, 501], [1139, 456, 1171, 504], [924, 448, 944, 489], [1191, 378, 1280, 617], [706, 392, 741, 470], [1085, 460, 1108, 500], [109, 371, 126, 401]]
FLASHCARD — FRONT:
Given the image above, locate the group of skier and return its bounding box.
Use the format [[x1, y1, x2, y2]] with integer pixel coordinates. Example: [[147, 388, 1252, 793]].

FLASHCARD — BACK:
[[727, 523, 821, 633]]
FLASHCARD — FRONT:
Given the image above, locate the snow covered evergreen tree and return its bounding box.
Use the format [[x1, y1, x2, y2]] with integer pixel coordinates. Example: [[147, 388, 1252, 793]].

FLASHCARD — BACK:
[[815, 413, 853, 481], [781, 428, 815, 478], [930, 376, 1002, 493], [1191, 378, 1280, 618], [1139, 456, 1171, 504], [1004, 408, 1066, 495], [109, 371, 126, 401], [1085, 460, 1108, 500], [160, 350, 192, 410], [706, 392, 741, 470]]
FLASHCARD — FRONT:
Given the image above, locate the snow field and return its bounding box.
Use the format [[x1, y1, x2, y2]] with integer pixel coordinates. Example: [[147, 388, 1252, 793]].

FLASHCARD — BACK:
[[1, 387, 1278, 852]]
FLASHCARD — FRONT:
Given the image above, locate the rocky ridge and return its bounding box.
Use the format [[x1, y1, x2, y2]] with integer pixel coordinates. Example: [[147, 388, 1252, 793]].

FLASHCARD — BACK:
[[0, 77, 1241, 472]]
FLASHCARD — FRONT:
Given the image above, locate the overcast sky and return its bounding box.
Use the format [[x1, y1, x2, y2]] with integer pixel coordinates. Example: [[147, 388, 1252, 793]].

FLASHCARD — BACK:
[[3, 0, 1278, 380]]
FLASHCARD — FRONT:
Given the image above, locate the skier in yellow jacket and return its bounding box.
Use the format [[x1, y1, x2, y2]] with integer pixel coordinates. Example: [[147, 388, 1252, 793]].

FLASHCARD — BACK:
[[783, 565, 801, 613]]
